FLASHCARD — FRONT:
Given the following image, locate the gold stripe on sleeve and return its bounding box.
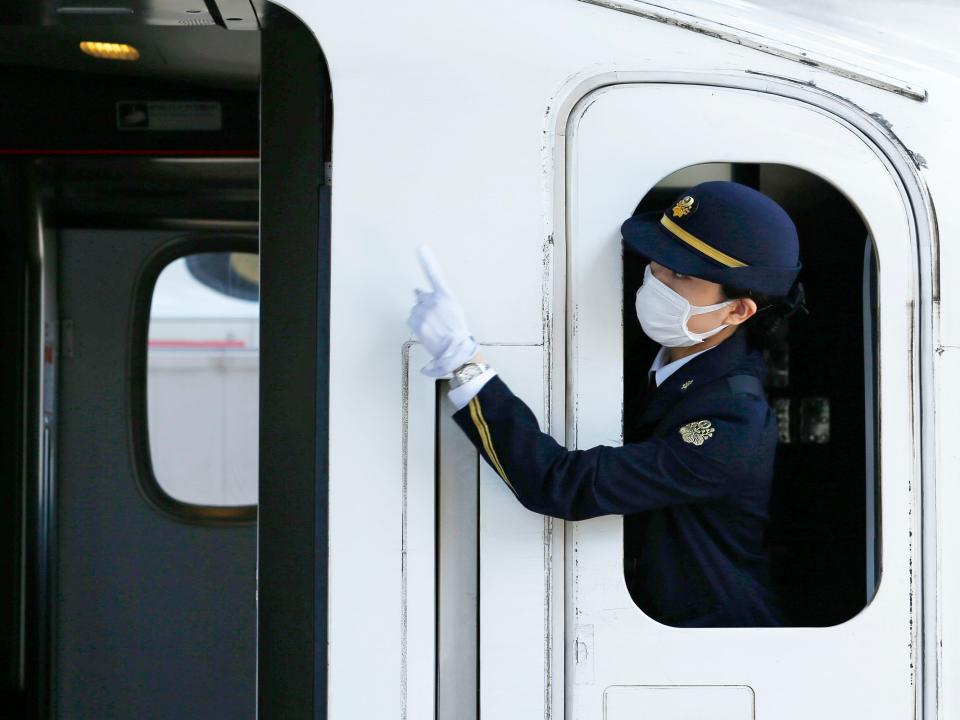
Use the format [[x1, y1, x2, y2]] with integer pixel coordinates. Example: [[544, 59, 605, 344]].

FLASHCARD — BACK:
[[660, 215, 749, 268], [468, 396, 518, 496]]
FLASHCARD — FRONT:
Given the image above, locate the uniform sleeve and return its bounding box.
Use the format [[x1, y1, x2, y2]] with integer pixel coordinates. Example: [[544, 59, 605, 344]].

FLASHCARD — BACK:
[[451, 373, 770, 521]]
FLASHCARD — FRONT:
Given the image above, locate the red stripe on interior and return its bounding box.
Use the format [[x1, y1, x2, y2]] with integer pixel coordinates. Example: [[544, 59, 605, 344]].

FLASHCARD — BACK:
[[149, 339, 247, 349], [0, 149, 259, 156]]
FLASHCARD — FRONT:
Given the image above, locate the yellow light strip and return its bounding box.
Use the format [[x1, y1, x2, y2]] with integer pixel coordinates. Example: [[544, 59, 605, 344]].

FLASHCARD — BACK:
[[79, 41, 140, 61], [660, 215, 748, 268], [468, 397, 518, 496]]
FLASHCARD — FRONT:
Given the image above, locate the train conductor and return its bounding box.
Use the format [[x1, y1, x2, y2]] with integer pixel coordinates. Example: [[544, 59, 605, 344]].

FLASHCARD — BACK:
[[406, 180, 805, 627]]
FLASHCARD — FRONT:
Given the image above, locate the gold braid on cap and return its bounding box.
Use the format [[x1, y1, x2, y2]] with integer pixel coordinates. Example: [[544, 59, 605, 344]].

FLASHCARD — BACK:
[[659, 215, 748, 268]]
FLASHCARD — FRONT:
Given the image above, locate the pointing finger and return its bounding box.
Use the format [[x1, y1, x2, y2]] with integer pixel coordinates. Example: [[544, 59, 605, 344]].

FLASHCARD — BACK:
[[416, 244, 452, 296]]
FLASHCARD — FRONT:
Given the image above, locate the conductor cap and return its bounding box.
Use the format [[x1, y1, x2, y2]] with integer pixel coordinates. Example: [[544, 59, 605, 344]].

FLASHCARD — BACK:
[[621, 180, 802, 297]]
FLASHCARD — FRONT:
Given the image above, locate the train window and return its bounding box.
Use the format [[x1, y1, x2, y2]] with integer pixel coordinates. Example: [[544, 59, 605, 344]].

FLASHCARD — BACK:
[[145, 251, 260, 509], [622, 163, 879, 626]]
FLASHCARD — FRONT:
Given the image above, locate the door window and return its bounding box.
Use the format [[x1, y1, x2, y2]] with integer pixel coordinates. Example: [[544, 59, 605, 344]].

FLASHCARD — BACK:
[[146, 251, 259, 508]]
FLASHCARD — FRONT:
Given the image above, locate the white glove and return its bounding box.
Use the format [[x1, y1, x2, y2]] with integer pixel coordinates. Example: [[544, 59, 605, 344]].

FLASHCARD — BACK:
[[407, 245, 479, 377]]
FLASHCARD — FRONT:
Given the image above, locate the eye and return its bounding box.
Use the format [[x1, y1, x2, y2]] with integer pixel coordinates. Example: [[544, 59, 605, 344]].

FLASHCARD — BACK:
[[672, 271, 689, 280]]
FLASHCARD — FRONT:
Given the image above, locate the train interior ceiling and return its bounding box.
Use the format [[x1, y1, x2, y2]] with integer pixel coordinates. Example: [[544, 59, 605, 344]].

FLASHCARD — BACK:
[[1, 2, 272, 717]]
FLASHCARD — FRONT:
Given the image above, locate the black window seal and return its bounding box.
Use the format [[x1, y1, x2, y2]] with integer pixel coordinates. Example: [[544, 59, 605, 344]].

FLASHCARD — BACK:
[[128, 233, 259, 526]]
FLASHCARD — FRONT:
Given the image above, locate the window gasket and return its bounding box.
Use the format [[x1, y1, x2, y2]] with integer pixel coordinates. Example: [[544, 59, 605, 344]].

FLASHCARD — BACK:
[[129, 233, 259, 525]]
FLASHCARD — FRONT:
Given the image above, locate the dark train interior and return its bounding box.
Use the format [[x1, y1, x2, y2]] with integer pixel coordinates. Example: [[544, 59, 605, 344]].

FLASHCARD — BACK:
[[0, 2, 331, 718], [623, 163, 880, 627]]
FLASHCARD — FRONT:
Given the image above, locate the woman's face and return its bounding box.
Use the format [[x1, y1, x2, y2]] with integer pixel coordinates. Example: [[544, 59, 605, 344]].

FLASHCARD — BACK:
[[647, 260, 741, 334]]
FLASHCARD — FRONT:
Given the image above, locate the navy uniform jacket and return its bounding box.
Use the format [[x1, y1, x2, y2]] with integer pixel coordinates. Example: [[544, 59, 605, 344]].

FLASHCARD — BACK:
[[451, 330, 785, 627]]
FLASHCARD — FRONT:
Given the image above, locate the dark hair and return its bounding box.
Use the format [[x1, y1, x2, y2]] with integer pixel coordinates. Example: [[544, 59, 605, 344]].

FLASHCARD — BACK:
[[720, 283, 794, 351]]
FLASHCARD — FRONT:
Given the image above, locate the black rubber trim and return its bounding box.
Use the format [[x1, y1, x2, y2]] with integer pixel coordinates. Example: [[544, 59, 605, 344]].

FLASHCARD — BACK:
[[128, 233, 259, 526]]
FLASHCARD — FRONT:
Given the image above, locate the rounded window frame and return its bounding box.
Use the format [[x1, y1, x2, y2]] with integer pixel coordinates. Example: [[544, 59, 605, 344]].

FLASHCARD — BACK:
[[129, 233, 259, 525]]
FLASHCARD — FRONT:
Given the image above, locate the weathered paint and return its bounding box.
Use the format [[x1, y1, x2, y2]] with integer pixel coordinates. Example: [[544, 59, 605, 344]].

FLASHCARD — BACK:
[[271, 0, 959, 717], [575, 0, 927, 100]]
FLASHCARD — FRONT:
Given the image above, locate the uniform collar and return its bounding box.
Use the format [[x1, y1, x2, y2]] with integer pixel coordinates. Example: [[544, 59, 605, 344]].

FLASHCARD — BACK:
[[635, 330, 760, 427], [649, 345, 716, 388]]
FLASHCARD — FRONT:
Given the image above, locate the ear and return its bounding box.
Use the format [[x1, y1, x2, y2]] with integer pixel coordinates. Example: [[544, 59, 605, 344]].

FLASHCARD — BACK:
[[722, 297, 757, 326]]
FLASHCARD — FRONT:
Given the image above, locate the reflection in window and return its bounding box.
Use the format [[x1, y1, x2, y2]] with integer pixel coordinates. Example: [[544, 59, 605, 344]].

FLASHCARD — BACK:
[[147, 252, 259, 507]]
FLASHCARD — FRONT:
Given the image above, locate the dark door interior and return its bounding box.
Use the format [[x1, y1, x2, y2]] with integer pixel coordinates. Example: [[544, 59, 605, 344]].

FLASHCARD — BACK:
[[57, 226, 260, 718], [623, 163, 879, 627], [0, 3, 331, 717], [1, 3, 332, 717]]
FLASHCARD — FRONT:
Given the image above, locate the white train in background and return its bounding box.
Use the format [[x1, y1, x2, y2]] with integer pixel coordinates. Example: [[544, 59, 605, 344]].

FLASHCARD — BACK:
[[147, 252, 259, 508]]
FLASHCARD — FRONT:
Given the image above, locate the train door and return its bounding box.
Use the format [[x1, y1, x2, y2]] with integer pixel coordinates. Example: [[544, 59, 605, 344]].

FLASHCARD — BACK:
[[256, 8, 331, 718], [563, 83, 918, 718], [0, 3, 328, 717], [56, 230, 259, 718]]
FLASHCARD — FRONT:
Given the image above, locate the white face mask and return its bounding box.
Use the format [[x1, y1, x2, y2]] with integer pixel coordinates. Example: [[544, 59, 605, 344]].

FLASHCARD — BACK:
[[635, 264, 734, 347]]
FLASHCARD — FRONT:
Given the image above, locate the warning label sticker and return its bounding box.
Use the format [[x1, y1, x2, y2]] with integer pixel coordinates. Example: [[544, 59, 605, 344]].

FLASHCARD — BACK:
[[116, 101, 222, 131]]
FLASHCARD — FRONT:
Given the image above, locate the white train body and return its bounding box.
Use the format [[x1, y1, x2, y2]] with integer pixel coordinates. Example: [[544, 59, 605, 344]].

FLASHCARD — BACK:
[[273, 1, 958, 717]]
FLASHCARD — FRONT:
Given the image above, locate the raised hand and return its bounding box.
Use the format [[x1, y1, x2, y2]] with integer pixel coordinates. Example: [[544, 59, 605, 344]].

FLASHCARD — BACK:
[[407, 245, 479, 377]]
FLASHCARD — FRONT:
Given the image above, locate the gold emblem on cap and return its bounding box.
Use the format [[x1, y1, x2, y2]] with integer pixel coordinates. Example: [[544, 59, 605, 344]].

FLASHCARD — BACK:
[[672, 196, 696, 218], [680, 419, 715, 445]]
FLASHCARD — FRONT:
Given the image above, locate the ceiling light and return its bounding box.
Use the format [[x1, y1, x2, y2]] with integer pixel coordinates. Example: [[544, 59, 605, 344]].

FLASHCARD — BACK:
[[79, 41, 140, 61]]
